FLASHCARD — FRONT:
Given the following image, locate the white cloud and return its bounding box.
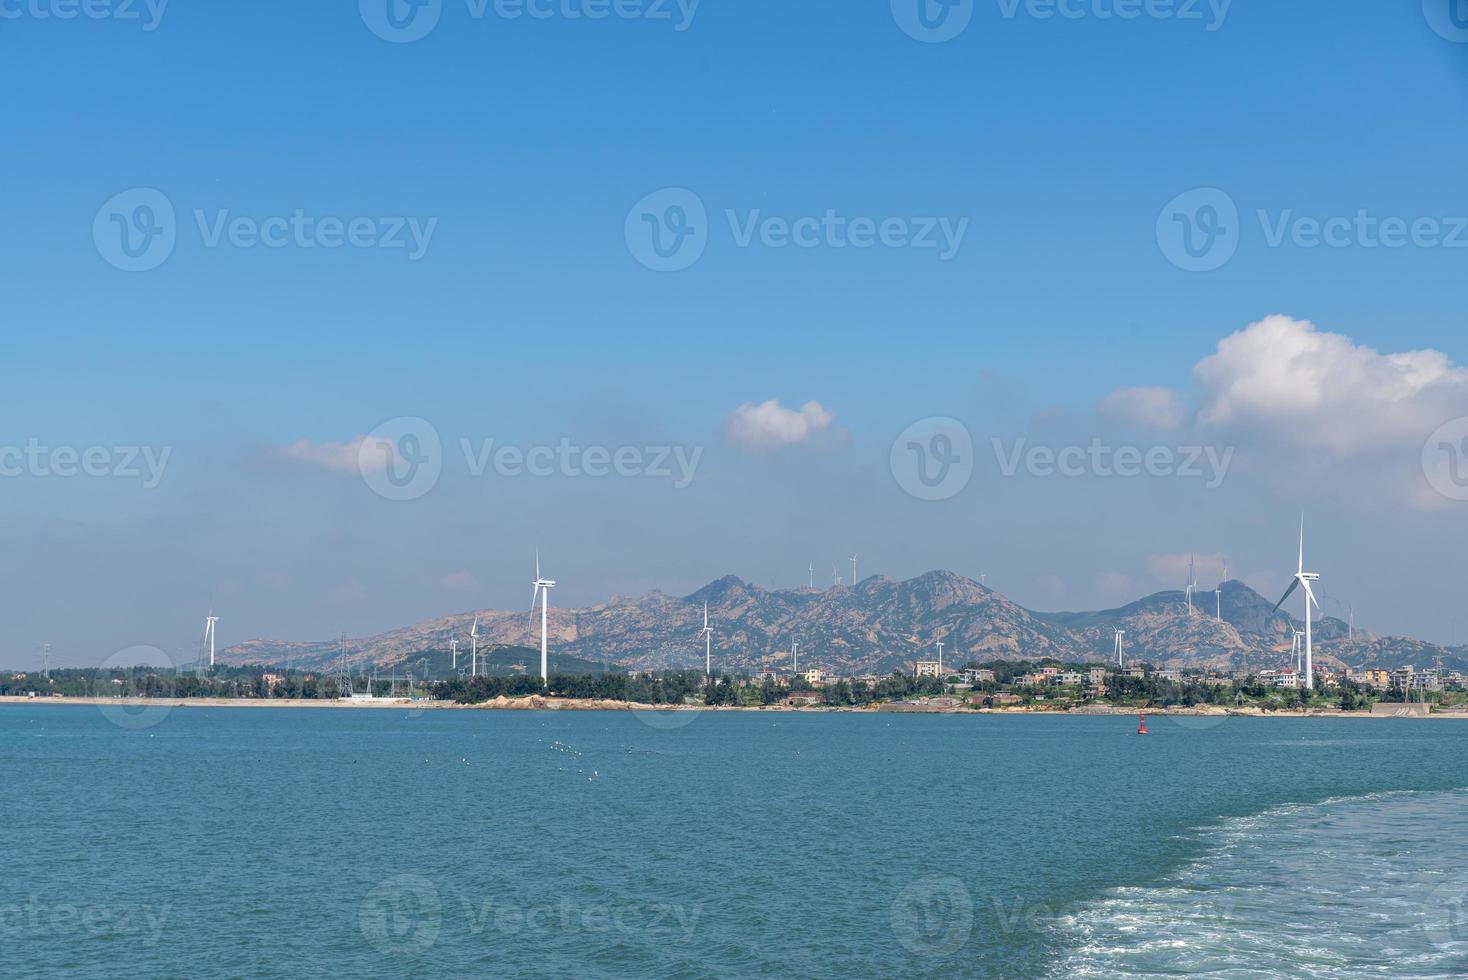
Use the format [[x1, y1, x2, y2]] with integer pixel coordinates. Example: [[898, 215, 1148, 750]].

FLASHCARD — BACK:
[[1099, 386, 1187, 431], [1193, 315, 1468, 456], [275, 436, 372, 475], [726, 399, 836, 451]]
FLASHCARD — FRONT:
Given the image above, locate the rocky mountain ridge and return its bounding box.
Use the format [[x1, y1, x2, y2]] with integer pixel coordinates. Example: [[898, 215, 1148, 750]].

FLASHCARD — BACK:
[[219, 571, 1466, 676]]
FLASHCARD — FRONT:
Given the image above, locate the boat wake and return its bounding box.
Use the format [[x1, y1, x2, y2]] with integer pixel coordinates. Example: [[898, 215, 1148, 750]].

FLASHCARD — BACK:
[[1051, 789, 1468, 978]]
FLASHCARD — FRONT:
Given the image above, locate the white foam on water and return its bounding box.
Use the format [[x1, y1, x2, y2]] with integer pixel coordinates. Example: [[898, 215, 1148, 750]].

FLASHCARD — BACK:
[[1051, 789, 1468, 978]]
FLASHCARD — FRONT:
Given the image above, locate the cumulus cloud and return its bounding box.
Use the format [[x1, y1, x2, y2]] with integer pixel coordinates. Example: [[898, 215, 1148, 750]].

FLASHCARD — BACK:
[[275, 436, 372, 475], [1193, 315, 1468, 456], [1099, 386, 1188, 431], [726, 399, 837, 451]]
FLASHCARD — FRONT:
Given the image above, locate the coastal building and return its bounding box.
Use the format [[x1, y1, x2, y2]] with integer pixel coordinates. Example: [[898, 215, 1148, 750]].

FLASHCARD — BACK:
[[1272, 669, 1300, 689], [1053, 672, 1084, 686], [1156, 669, 1182, 682], [1087, 667, 1107, 687], [786, 691, 823, 706], [914, 660, 943, 679], [1357, 669, 1391, 689], [962, 668, 997, 684], [978, 693, 1023, 707], [802, 669, 827, 686], [1126, 666, 1147, 679], [754, 669, 782, 684]]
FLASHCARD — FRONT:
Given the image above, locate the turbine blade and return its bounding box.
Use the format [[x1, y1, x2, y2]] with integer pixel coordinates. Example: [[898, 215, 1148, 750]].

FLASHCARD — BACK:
[[1298, 516, 1305, 574], [1301, 578, 1320, 611], [1272, 578, 1301, 613]]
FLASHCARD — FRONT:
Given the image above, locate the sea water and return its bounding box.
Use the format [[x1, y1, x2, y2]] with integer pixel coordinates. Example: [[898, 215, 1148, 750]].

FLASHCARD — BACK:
[[2, 705, 1466, 978]]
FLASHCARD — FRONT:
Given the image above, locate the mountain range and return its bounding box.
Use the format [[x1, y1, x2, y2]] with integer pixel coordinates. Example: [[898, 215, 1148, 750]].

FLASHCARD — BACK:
[[218, 571, 1468, 677]]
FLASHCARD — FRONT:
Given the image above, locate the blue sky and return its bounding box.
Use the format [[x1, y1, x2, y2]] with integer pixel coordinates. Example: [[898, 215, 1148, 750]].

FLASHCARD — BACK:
[[3, 1, 1467, 666]]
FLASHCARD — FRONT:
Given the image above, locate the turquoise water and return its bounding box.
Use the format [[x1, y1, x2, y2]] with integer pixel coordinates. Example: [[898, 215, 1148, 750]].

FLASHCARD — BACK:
[[3, 705, 1467, 978]]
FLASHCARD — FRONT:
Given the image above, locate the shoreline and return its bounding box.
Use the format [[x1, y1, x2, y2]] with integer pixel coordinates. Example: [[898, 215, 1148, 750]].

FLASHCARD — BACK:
[[2, 695, 1463, 718]]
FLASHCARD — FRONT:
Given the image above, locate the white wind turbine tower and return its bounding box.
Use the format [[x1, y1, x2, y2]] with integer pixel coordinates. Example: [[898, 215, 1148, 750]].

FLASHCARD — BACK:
[[792, 639, 799, 673], [1272, 517, 1321, 691], [450, 636, 459, 672], [849, 554, 859, 588], [808, 563, 814, 589], [1216, 564, 1227, 622], [531, 551, 556, 684], [699, 601, 714, 678], [203, 613, 219, 669], [1113, 628, 1126, 667], [1291, 629, 1304, 672], [469, 615, 479, 677], [1184, 553, 1197, 617]]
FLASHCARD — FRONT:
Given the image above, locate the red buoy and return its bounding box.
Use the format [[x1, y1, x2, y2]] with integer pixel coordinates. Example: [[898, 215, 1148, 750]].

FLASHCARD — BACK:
[[1137, 714, 1149, 735]]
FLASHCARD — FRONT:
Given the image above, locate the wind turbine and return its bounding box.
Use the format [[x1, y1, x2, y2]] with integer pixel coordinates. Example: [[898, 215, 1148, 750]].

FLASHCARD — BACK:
[[808, 563, 814, 589], [832, 564, 842, 587], [1290, 629, 1304, 672], [470, 615, 479, 677], [849, 554, 859, 588], [1272, 517, 1321, 691], [699, 601, 714, 678], [531, 550, 556, 684], [936, 635, 945, 675], [1216, 564, 1226, 622], [1113, 628, 1126, 667], [1185, 553, 1197, 617], [792, 639, 799, 673], [450, 636, 459, 672], [203, 613, 219, 669]]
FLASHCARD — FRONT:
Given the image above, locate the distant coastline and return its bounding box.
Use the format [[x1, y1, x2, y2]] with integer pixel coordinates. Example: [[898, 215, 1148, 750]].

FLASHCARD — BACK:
[[4, 695, 1464, 719]]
